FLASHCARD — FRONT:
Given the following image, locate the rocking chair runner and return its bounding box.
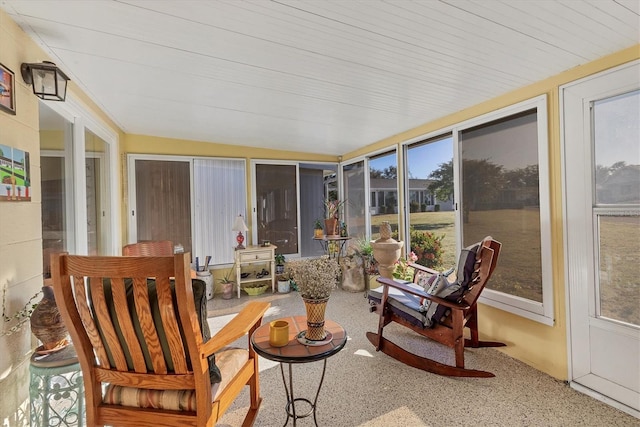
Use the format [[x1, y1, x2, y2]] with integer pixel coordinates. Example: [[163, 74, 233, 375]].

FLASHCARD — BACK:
[[367, 236, 503, 378], [51, 252, 269, 426]]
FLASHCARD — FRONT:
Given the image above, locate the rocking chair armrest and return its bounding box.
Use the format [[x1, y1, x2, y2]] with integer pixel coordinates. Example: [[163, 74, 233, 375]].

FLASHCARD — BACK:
[[201, 301, 270, 357], [376, 277, 471, 311], [408, 263, 439, 276]]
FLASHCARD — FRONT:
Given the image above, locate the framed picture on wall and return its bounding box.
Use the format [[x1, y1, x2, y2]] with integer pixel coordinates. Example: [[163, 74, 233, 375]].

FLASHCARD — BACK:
[[0, 63, 16, 115]]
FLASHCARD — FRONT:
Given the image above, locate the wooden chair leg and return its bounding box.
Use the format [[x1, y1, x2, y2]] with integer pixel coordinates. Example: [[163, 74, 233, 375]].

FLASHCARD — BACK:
[[463, 306, 507, 349], [452, 310, 465, 368]]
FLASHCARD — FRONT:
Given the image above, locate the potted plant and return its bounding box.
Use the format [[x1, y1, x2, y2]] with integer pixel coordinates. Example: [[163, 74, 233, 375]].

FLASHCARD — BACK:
[[322, 198, 346, 236], [274, 253, 286, 274], [276, 271, 291, 293], [313, 218, 324, 238], [217, 263, 236, 300]]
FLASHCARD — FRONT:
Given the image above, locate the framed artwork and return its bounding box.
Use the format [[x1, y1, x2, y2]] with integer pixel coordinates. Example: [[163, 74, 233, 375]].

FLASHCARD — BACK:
[[0, 63, 16, 115], [0, 144, 31, 202]]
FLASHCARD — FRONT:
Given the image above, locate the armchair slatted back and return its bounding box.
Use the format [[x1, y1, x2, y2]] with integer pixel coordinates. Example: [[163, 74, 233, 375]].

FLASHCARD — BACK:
[[51, 252, 269, 426], [122, 240, 174, 256]]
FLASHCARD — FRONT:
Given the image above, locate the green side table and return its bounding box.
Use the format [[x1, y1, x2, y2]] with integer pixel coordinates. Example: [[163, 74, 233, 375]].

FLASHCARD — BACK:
[[29, 345, 84, 427]]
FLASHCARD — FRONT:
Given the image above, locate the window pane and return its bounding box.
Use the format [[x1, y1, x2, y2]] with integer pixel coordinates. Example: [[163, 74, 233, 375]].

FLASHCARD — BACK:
[[256, 164, 298, 255], [406, 135, 456, 269], [460, 109, 543, 302], [598, 215, 640, 326], [343, 161, 366, 239], [593, 90, 640, 205], [369, 151, 398, 240], [593, 89, 640, 326]]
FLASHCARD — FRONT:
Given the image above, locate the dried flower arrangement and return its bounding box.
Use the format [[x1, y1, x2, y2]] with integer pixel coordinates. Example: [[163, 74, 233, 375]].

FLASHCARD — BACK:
[[287, 255, 341, 299]]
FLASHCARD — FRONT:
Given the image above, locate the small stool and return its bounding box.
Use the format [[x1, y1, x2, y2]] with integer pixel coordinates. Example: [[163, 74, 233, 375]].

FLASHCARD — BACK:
[[30, 345, 84, 427]]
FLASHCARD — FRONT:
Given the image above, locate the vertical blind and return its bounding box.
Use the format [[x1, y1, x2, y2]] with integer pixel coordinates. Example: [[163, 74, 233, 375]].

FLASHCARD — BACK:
[[193, 158, 246, 265]]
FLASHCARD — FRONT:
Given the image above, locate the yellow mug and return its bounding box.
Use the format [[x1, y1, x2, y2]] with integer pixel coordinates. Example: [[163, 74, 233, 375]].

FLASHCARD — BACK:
[[269, 320, 289, 347]]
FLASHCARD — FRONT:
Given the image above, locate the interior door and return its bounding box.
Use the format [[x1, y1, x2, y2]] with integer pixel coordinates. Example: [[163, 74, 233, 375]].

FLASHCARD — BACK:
[[563, 61, 639, 414]]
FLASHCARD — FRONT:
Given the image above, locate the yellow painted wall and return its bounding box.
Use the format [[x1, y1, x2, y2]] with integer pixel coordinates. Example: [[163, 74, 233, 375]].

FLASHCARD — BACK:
[[0, 9, 56, 423], [342, 45, 640, 379]]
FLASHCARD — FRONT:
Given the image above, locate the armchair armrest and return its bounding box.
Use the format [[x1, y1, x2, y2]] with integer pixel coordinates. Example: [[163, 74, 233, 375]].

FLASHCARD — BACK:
[[375, 277, 470, 311], [201, 301, 270, 357]]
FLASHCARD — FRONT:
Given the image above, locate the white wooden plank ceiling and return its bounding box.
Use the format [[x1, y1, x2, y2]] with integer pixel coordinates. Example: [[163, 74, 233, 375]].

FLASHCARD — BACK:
[[2, 0, 638, 155]]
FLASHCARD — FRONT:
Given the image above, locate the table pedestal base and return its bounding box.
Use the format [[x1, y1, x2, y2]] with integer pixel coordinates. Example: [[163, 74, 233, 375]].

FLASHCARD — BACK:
[[279, 359, 327, 427]]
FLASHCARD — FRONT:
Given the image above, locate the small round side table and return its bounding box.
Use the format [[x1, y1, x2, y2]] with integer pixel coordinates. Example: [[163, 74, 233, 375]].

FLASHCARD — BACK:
[[251, 316, 347, 426], [30, 344, 84, 427]]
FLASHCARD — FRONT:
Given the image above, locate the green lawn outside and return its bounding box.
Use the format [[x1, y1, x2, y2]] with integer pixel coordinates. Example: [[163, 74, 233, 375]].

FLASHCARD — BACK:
[[372, 209, 639, 325]]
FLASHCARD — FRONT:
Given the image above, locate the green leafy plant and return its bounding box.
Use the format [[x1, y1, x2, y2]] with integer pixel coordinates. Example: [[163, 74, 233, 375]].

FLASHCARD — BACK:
[[274, 253, 285, 266], [1, 287, 41, 337], [323, 198, 346, 219], [351, 236, 377, 275], [217, 261, 236, 284], [314, 219, 323, 230], [410, 229, 445, 269], [392, 251, 418, 281]]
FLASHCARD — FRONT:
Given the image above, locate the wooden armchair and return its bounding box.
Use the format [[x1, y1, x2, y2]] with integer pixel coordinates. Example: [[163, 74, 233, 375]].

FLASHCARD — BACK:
[[51, 252, 269, 426], [367, 237, 503, 378], [122, 240, 174, 256]]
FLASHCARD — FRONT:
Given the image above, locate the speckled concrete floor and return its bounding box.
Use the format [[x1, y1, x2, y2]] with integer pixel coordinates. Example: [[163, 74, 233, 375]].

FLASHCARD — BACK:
[[207, 288, 638, 427]]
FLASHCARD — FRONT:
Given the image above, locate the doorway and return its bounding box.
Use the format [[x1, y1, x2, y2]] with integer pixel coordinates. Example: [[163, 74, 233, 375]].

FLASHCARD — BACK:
[[562, 61, 639, 416]]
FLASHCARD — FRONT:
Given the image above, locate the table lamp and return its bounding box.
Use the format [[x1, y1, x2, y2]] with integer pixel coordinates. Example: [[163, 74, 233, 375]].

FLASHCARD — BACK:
[[232, 214, 248, 250]]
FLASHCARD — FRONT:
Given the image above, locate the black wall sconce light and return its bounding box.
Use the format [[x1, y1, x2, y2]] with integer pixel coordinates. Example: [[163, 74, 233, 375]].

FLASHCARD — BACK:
[[21, 61, 70, 101]]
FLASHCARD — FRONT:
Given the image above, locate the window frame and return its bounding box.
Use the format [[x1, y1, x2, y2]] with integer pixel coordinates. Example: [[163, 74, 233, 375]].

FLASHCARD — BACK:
[[397, 95, 553, 325], [455, 95, 553, 325]]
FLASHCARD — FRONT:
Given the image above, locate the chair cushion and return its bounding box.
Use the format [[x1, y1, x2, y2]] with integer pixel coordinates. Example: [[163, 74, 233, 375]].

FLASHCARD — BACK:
[[368, 282, 429, 328], [103, 347, 248, 411], [94, 278, 221, 385]]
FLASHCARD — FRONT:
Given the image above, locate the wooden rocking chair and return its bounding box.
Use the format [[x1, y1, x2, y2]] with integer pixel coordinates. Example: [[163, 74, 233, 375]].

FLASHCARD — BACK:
[[51, 252, 269, 426], [367, 236, 503, 378]]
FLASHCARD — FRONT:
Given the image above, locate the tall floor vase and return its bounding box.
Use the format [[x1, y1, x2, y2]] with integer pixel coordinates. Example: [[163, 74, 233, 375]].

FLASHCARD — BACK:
[[302, 297, 329, 340]]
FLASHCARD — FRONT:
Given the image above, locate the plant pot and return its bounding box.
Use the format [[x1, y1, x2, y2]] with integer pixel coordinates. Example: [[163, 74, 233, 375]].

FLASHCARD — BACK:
[[30, 286, 68, 350], [196, 270, 214, 300], [277, 280, 290, 293], [301, 296, 329, 340], [221, 281, 234, 299], [324, 218, 338, 236], [314, 228, 324, 238]]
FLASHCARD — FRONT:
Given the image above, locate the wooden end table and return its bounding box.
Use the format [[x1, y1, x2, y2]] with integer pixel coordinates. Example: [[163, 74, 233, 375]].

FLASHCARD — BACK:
[[251, 316, 347, 426]]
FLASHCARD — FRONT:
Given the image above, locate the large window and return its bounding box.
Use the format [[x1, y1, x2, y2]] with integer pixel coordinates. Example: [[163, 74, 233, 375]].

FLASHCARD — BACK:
[[343, 161, 366, 240], [369, 151, 399, 240], [457, 96, 552, 323], [395, 96, 552, 323], [405, 135, 456, 269]]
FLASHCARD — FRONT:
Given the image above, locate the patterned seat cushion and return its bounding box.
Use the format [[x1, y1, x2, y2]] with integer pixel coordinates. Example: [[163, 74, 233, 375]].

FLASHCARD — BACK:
[[368, 282, 429, 328], [103, 347, 248, 411]]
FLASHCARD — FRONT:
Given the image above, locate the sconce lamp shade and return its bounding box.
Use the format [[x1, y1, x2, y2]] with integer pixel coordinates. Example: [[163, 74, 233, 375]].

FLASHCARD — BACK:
[[21, 61, 70, 101], [232, 215, 248, 250]]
